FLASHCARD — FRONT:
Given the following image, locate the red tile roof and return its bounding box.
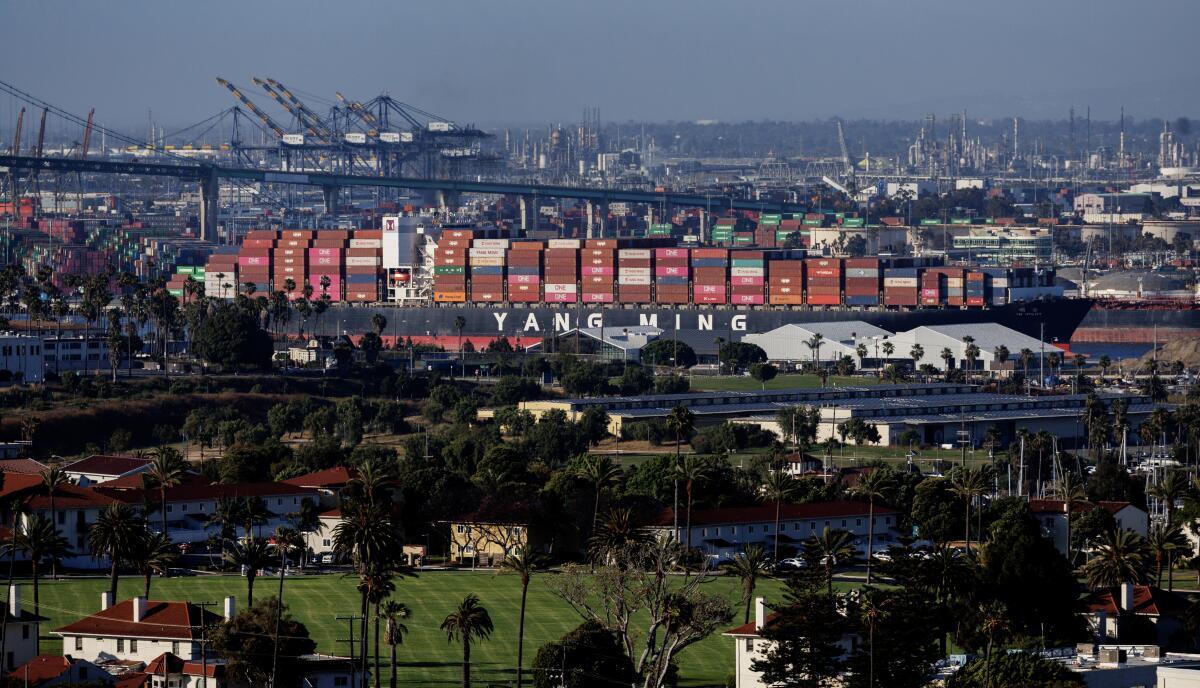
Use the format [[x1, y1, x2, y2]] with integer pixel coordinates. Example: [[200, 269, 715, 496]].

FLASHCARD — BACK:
[[25, 483, 117, 510], [0, 459, 47, 475], [653, 501, 897, 528], [11, 655, 72, 686], [144, 653, 223, 678], [115, 674, 150, 688], [95, 473, 204, 491], [96, 481, 317, 505], [282, 466, 356, 488], [1028, 499, 1137, 516], [65, 455, 152, 477], [54, 599, 224, 640], [724, 613, 780, 637], [0, 472, 45, 498], [1078, 586, 1188, 617]]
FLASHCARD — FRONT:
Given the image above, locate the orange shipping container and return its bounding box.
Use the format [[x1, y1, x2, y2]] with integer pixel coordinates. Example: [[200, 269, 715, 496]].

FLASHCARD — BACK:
[[434, 291, 467, 302]]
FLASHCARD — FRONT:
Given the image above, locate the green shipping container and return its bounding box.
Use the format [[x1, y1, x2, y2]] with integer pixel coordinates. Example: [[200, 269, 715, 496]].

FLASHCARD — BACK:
[[731, 258, 765, 267], [920, 218, 941, 226], [776, 231, 796, 241], [842, 219, 865, 228], [435, 266, 466, 275], [802, 219, 823, 226], [734, 235, 753, 243], [950, 218, 972, 225], [650, 223, 673, 231]]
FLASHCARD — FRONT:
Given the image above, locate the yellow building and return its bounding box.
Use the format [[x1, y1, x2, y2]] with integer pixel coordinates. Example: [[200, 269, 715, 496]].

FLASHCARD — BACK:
[[447, 519, 528, 566]]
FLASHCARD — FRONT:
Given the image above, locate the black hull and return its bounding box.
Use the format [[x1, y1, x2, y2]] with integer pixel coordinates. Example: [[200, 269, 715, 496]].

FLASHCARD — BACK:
[[305, 298, 1094, 344]]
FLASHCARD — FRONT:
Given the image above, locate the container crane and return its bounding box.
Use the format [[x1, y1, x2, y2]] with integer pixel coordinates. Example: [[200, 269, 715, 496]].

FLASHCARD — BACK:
[[267, 79, 332, 137], [253, 77, 324, 139], [9, 108, 22, 155], [34, 108, 47, 159], [215, 77, 286, 139], [80, 109, 94, 159], [336, 91, 378, 130]]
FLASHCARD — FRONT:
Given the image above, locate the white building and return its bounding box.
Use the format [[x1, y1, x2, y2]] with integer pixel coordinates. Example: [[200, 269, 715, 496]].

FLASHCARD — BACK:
[[54, 594, 230, 666], [888, 323, 1051, 374], [723, 597, 856, 688], [742, 321, 892, 366], [1030, 499, 1149, 556], [2, 585, 44, 673], [63, 455, 152, 487], [41, 335, 108, 374], [0, 333, 45, 383]]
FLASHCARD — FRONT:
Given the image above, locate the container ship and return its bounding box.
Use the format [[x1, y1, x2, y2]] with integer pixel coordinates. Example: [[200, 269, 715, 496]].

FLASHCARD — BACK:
[[191, 225, 1092, 347]]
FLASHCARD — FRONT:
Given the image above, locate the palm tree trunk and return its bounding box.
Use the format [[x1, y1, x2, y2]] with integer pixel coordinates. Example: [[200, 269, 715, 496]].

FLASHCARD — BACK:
[[144, 570, 152, 598], [685, 484, 693, 552], [743, 583, 754, 624], [374, 601, 381, 688], [964, 498, 971, 552], [672, 438, 681, 536], [866, 498, 875, 585], [773, 500, 781, 561], [360, 589, 369, 688], [161, 486, 168, 535], [110, 559, 119, 601], [390, 642, 397, 688], [516, 581, 529, 688], [462, 637, 471, 688], [247, 572, 255, 606]]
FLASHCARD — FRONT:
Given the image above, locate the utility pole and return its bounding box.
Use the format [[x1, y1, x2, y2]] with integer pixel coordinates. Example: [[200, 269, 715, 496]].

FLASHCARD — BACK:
[[336, 614, 364, 688], [195, 601, 218, 688]]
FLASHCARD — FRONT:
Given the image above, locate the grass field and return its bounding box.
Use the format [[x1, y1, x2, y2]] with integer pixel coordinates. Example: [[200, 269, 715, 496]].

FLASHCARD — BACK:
[[688, 374, 881, 392], [22, 571, 788, 686]]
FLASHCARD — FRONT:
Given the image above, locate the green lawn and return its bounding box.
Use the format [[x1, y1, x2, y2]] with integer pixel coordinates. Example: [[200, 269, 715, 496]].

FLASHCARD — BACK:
[[23, 571, 787, 686], [688, 374, 881, 392]]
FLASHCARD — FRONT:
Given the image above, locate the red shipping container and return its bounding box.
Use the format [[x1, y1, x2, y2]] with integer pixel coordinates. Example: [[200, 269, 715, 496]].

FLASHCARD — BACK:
[[353, 229, 383, 239], [807, 295, 841, 305], [731, 294, 765, 305], [692, 248, 728, 259]]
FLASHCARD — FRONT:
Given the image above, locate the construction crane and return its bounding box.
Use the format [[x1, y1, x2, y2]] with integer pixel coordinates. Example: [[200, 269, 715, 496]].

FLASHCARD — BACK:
[[253, 78, 324, 139], [336, 91, 378, 129], [34, 108, 47, 159], [267, 79, 332, 137], [835, 119, 853, 179], [216, 77, 286, 139], [9, 107, 23, 155], [80, 109, 94, 159]]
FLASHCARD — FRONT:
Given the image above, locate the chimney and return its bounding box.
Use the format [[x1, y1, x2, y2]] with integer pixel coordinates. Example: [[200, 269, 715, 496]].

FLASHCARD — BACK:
[[1119, 582, 1135, 612], [223, 596, 236, 621], [100, 591, 113, 611], [754, 597, 766, 632], [133, 596, 147, 622], [8, 585, 19, 618]]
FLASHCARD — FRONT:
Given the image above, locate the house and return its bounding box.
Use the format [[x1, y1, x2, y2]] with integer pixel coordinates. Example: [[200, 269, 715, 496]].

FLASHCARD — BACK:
[[1078, 583, 1189, 647], [15, 476, 118, 567], [1029, 500, 1149, 556], [723, 598, 856, 688], [295, 654, 369, 688], [142, 652, 229, 688], [54, 594, 232, 665], [10, 654, 114, 687], [1, 585, 46, 673], [282, 466, 357, 508], [64, 455, 153, 487], [652, 501, 900, 561], [302, 507, 345, 560], [447, 519, 528, 565]]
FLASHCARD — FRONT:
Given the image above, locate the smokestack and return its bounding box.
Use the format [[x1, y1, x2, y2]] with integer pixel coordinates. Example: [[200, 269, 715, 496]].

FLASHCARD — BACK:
[[8, 585, 19, 618], [1119, 582, 1135, 612], [101, 591, 113, 611], [224, 596, 236, 621], [133, 596, 147, 622], [754, 597, 766, 631]]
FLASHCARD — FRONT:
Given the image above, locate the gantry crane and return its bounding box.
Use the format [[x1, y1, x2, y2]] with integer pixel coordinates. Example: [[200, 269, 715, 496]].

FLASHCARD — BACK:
[[8, 108, 22, 156], [267, 78, 332, 137], [216, 77, 286, 140], [253, 78, 325, 139]]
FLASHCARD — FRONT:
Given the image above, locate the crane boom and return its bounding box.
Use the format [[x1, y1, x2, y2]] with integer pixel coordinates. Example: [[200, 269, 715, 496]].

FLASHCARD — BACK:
[[34, 108, 47, 158], [10, 108, 23, 156], [267, 78, 331, 135], [253, 78, 322, 138], [80, 109, 94, 160], [216, 77, 286, 139], [336, 91, 377, 126]]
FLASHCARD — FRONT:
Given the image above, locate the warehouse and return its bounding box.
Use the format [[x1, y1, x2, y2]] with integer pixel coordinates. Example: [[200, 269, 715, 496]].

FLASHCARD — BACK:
[[741, 320, 892, 365], [888, 323, 1052, 374]]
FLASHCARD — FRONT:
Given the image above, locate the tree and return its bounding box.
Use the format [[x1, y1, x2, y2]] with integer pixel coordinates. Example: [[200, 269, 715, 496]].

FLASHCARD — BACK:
[[1082, 527, 1153, 590], [1149, 469, 1188, 527], [945, 653, 1084, 688], [577, 405, 610, 446], [804, 527, 857, 596], [499, 544, 549, 688], [805, 333, 824, 368], [333, 502, 404, 685], [750, 362, 778, 390], [224, 536, 274, 605], [763, 470, 798, 561], [192, 303, 273, 369], [640, 339, 697, 368], [40, 465, 71, 578], [992, 345, 1010, 378], [962, 336, 980, 378], [4, 514, 69, 620], [1018, 348, 1034, 382], [574, 454, 622, 533], [665, 405, 695, 534], [379, 600, 410, 688], [1051, 473, 1087, 566], [549, 538, 732, 688], [454, 315, 467, 358], [1148, 522, 1188, 589], [909, 343, 925, 378], [940, 347, 955, 379], [751, 573, 847, 688], [950, 467, 990, 552], [129, 531, 178, 598], [210, 597, 316, 687], [531, 621, 636, 688], [843, 587, 940, 688], [723, 544, 771, 624], [1099, 355, 1112, 380], [776, 406, 819, 453], [360, 331, 384, 365], [145, 446, 188, 535], [441, 593, 494, 688], [851, 469, 893, 585], [88, 502, 145, 601]]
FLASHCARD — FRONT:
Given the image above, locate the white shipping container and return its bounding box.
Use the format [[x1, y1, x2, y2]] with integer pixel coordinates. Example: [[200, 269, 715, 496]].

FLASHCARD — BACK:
[[468, 248, 505, 257], [883, 278, 918, 287], [617, 249, 651, 259], [730, 267, 765, 277], [618, 267, 652, 277], [618, 275, 652, 286], [344, 133, 367, 144], [346, 257, 381, 267], [349, 239, 382, 249], [547, 239, 581, 248], [470, 257, 504, 267], [544, 283, 577, 294], [472, 239, 510, 249]]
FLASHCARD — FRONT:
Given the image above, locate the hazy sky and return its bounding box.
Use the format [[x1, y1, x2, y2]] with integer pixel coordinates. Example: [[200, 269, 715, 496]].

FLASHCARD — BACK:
[[3, 0, 1198, 130]]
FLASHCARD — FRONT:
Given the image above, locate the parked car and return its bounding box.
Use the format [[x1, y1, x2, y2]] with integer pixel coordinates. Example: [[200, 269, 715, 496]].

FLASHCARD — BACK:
[[776, 557, 807, 571]]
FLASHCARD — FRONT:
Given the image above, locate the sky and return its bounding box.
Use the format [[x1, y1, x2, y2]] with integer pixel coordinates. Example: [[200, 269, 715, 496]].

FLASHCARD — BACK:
[[2, 0, 1198, 131]]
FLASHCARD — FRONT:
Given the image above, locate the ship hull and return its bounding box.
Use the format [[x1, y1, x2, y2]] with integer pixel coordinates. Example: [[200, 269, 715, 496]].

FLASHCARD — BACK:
[[298, 298, 1094, 347], [1074, 304, 1200, 343]]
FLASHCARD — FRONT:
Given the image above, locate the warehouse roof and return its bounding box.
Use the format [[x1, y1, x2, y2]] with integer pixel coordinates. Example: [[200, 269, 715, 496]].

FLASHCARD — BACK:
[[746, 320, 891, 344], [892, 323, 1048, 354]]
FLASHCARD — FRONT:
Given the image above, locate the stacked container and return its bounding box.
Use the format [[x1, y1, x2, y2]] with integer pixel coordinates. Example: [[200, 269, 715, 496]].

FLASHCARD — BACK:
[[544, 239, 579, 303], [308, 245, 343, 302], [945, 268, 966, 307], [966, 271, 986, 307], [470, 238, 508, 303], [346, 229, 382, 302], [692, 248, 728, 304], [711, 219, 735, 244], [984, 268, 1009, 306], [843, 258, 881, 307], [507, 241, 542, 303], [617, 248, 652, 304], [238, 232, 272, 295], [755, 214, 780, 247], [805, 257, 842, 306], [433, 230, 471, 303], [920, 267, 964, 306], [654, 248, 689, 304], [205, 251, 239, 299], [730, 250, 765, 305], [767, 258, 804, 305], [882, 267, 919, 307], [581, 240, 616, 303]]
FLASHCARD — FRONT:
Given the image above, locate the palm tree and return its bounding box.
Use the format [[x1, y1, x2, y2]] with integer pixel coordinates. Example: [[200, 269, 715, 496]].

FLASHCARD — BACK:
[[665, 404, 695, 535], [499, 545, 549, 688], [441, 593, 494, 688], [676, 456, 709, 552], [962, 336, 980, 380], [940, 347, 955, 380], [145, 446, 188, 535], [762, 470, 798, 561], [909, 343, 925, 379], [351, 458, 395, 510], [950, 467, 990, 552], [1148, 522, 1187, 588], [242, 496, 272, 538], [851, 469, 893, 584], [880, 341, 895, 379], [859, 591, 889, 688], [992, 345, 1010, 379], [454, 315, 467, 373], [979, 601, 1010, 688], [1082, 528, 1152, 590], [588, 507, 650, 559], [1099, 355, 1112, 380], [333, 503, 403, 686], [223, 536, 273, 605], [206, 497, 243, 565], [1051, 473, 1087, 566], [1018, 348, 1034, 383], [1149, 470, 1189, 526], [723, 545, 770, 624], [573, 455, 622, 533], [88, 502, 145, 601], [359, 566, 396, 688], [804, 527, 857, 595], [5, 514, 69, 621], [379, 600, 410, 688], [131, 532, 178, 598], [40, 465, 71, 578], [856, 342, 868, 369], [806, 333, 824, 369]]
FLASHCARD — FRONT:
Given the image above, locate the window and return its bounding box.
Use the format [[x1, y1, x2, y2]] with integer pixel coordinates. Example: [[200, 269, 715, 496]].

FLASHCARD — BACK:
[[701, 528, 707, 537], [856, 519, 862, 527], [744, 638, 754, 652], [166, 505, 172, 513], [181, 504, 187, 512], [21, 625, 28, 639], [130, 639, 137, 652], [841, 520, 847, 527], [335, 677, 349, 687], [323, 539, 331, 547], [117, 638, 124, 652], [748, 525, 755, 533], [75, 636, 83, 651], [456, 524, 465, 534], [172, 641, 179, 655]]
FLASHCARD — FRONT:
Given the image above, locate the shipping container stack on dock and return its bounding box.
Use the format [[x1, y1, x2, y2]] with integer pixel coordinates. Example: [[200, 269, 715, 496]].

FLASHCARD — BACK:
[[767, 255, 804, 305], [346, 230, 383, 302], [844, 258, 882, 307], [805, 257, 843, 306], [692, 248, 728, 304], [544, 239, 579, 303], [755, 215, 780, 248], [581, 239, 616, 304], [470, 238, 507, 304], [984, 268, 1009, 306], [433, 230, 471, 303], [617, 247, 652, 304], [204, 250, 239, 299], [654, 248, 689, 304], [507, 241, 542, 303], [266, 231, 305, 298], [710, 218, 736, 245], [730, 250, 765, 305], [966, 270, 986, 307], [883, 267, 919, 307]]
